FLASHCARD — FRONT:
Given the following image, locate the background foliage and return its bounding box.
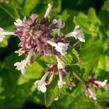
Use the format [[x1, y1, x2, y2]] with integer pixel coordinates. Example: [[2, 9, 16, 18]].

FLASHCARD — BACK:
[[0, 0, 109, 109]]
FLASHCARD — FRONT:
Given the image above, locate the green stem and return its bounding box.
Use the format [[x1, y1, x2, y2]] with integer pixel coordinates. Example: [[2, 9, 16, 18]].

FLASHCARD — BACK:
[[73, 72, 85, 83]]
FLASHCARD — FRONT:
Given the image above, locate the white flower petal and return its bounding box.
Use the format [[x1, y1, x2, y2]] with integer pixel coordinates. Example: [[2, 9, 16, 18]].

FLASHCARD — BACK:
[[94, 79, 107, 88], [14, 60, 27, 75], [47, 40, 68, 55], [0, 35, 5, 42], [87, 88, 96, 100], [34, 72, 50, 93], [55, 42, 68, 55], [44, 4, 52, 18], [35, 80, 47, 93], [56, 56, 65, 69], [14, 50, 34, 74], [65, 25, 85, 42], [52, 19, 64, 36], [0, 27, 14, 42], [57, 70, 66, 88], [46, 73, 54, 85], [47, 40, 57, 47], [85, 88, 96, 100], [38, 83, 47, 93], [58, 80, 66, 88], [14, 19, 23, 27]]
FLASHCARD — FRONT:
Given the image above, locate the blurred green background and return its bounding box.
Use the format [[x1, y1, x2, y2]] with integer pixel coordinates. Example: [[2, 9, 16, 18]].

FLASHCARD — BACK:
[[0, 0, 109, 109]]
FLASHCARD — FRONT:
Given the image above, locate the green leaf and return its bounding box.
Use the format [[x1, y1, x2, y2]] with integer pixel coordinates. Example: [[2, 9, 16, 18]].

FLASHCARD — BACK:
[[80, 39, 103, 77], [17, 75, 30, 85], [0, 39, 8, 47], [101, 0, 109, 12], [62, 54, 73, 64], [0, 64, 33, 109], [0, 3, 20, 19], [68, 95, 102, 109], [51, 95, 74, 109], [74, 9, 100, 37], [97, 55, 109, 72], [45, 86, 59, 107], [88, 8, 101, 25], [72, 49, 80, 63], [0, 77, 4, 94], [23, 0, 40, 16], [59, 10, 70, 22], [62, 48, 80, 65], [25, 61, 44, 79], [16, 0, 24, 5], [39, 55, 57, 64], [0, 9, 13, 27]]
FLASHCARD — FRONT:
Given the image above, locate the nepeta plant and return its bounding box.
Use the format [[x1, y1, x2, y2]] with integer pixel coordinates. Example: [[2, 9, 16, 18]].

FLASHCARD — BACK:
[[0, 4, 107, 101]]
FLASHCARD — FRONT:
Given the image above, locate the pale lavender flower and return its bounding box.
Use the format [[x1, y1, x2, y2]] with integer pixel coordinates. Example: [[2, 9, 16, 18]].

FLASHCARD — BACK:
[[47, 41, 68, 56], [14, 60, 27, 75], [34, 72, 49, 93], [93, 79, 107, 88], [14, 49, 34, 74], [58, 70, 66, 88], [0, 27, 14, 42], [14, 19, 23, 27], [88, 73, 107, 88], [56, 56, 65, 69], [53, 19, 64, 35], [85, 87, 96, 100], [35, 56, 66, 91], [15, 48, 26, 56], [84, 73, 107, 100], [65, 25, 85, 42], [56, 56, 66, 88], [14, 6, 61, 56]]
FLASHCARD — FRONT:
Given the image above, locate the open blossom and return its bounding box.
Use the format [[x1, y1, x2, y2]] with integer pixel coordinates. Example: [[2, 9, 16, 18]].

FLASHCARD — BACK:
[[0, 3, 90, 98], [88, 73, 107, 88], [14, 5, 60, 56], [34, 56, 66, 92], [56, 56, 65, 69], [14, 18, 23, 27], [14, 49, 34, 74], [14, 60, 27, 75], [93, 79, 107, 88], [56, 56, 66, 88], [85, 87, 96, 100], [34, 72, 49, 93], [65, 25, 85, 42], [84, 73, 107, 100], [0, 27, 15, 42], [47, 40, 68, 56], [58, 70, 66, 88], [53, 19, 64, 36]]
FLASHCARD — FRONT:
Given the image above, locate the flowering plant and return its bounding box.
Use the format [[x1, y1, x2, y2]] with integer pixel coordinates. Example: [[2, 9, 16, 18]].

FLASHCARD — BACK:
[[0, 0, 109, 109]]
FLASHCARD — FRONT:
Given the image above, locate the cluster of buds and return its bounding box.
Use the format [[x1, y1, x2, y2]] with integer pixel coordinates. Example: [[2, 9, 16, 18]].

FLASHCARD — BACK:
[[34, 56, 66, 93], [84, 73, 107, 100], [0, 4, 84, 74], [0, 3, 107, 100]]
